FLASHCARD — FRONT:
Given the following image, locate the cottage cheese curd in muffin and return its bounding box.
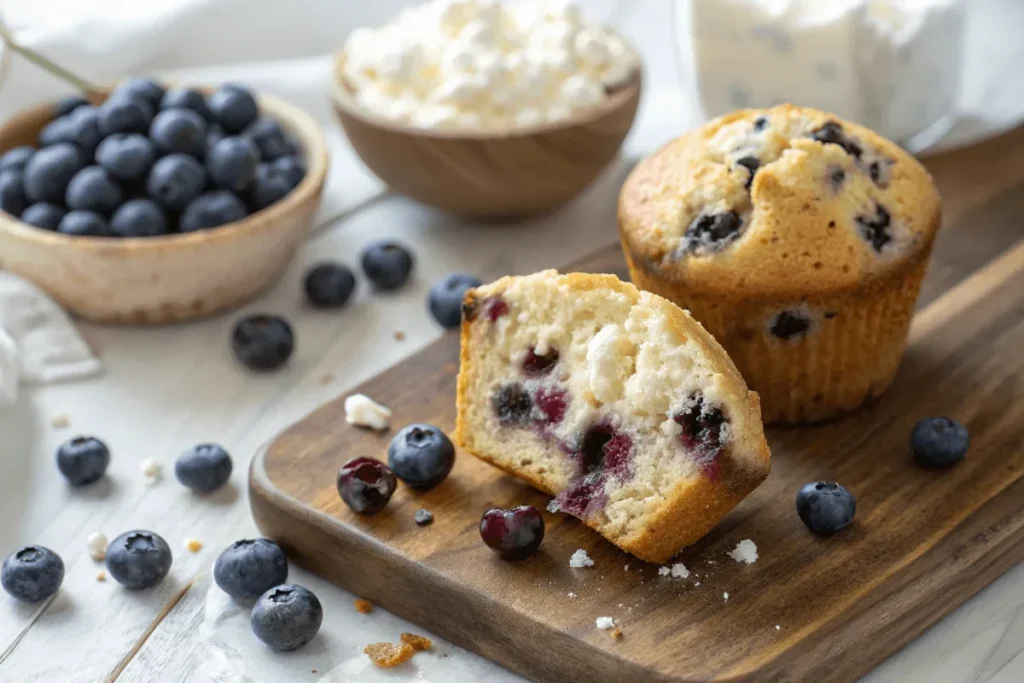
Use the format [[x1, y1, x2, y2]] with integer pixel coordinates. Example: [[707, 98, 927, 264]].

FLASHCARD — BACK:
[[618, 105, 941, 423]]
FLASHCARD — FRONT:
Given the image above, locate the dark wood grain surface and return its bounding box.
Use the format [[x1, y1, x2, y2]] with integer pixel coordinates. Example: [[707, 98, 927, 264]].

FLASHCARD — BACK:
[[249, 126, 1024, 683]]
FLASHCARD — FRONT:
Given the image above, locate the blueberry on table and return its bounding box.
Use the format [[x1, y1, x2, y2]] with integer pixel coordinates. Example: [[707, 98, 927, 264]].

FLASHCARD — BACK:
[[175, 443, 233, 493], [911, 417, 969, 468], [2, 546, 64, 602], [53, 95, 89, 118], [0, 146, 35, 174], [0, 170, 26, 216], [20, 202, 65, 230], [110, 198, 168, 238], [213, 538, 288, 599], [207, 84, 259, 134], [303, 263, 356, 309], [429, 274, 482, 328], [114, 77, 166, 107], [231, 314, 294, 371], [146, 153, 207, 211], [179, 190, 248, 232], [479, 506, 545, 560], [104, 530, 173, 589], [250, 584, 323, 651], [336, 457, 397, 513], [796, 481, 856, 536], [58, 210, 109, 237], [65, 166, 124, 213], [23, 143, 83, 203], [96, 133, 157, 181], [97, 95, 154, 136], [244, 117, 296, 161], [246, 158, 305, 211], [149, 108, 208, 158], [56, 436, 110, 486], [206, 136, 259, 192], [387, 424, 456, 490], [361, 241, 414, 291], [160, 88, 211, 120]]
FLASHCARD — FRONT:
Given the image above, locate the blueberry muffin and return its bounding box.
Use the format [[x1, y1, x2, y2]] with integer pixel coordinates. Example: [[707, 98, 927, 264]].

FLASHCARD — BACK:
[[618, 105, 941, 423], [455, 270, 770, 564]]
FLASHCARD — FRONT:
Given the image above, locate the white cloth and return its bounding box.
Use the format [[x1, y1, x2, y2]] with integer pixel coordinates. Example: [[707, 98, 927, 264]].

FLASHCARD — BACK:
[[0, 272, 103, 407]]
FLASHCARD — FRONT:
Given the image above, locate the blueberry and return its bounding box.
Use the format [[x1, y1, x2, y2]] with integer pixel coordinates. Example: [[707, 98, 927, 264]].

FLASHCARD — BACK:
[[110, 198, 168, 238], [20, 202, 65, 230], [56, 436, 110, 486], [114, 77, 166, 107], [206, 136, 259, 192], [523, 347, 559, 377], [479, 506, 545, 560], [336, 457, 397, 513], [146, 153, 206, 211], [207, 85, 259, 134], [770, 311, 810, 340], [206, 124, 226, 152], [428, 274, 481, 328], [105, 530, 173, 589], [37, 117, 72, 148], [684, 211, 743, 253], [232, 314, 294, 371], [0, 170, 26, 216], [2, 546, 64, 602], [270, 156, 305, 187], [53, 95, 90, 118], [911, 417, 969, 468], [303, 263, 356, 309], [856, 204, 893, 253], [179, 190, 248, 232], [23, 143, 83, 203], [66, 166, 123, 213], [52, 106, 102, 158], [246, 158, 304, 211], [735, 155, 760, 190], [213, 538, 288, 599], [59, 210, 109, 237], [149, 108, 207, 158], [0, 146, 36, 174], [492, 383, 532, 425], [96, 133, 156, 181], [251, 584, 323, 651], [360, 241, 414, 291], [160, 88, 211, 120], [387, 424, 456, 490], [175, 443, 233, 493], [673, 394, 728, 461], [811, 121, 863, 158], [97, 96, 154, 136], [244, 118, 296, 161], [796, 481, 856, 536]]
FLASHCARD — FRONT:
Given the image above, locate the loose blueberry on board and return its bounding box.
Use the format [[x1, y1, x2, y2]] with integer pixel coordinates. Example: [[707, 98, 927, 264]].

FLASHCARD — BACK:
[[911, 417, 970, 468], [146, 153, 207, 211], [0, 146, 35, 174], [180, 191, 248, 232], [303, 263, 357, 309], [59, 210, 109, 237], [361, 241, 414, 291], [53, 95, 89, 118], [23, 143, 83, 204], [20, 202, 66, 230], [160, 88, 211, 120], [110, 198, 168, 238], [206, 136, 259, 192], [115, 77, 166, 107], [796, 481, 856, 536], [95, 133, 157, 181], [250, 584, 323, 651], [56, 436, 110, 486], [479, 505, 545, 560], [105, 530, 173, 589], [387, 424, 456, 490], [150, 108, 208, 158], [213, 538, 288, 599], [65, 166, 124, 214], [97, 96, 154, 137], [207, 84, 259, 134], [1, 546, 64, 602], [246, 158, 305, 211], [0, 170, 26, 217], [428, 274, 482, 328], [175, 443, 233, 493], [231, 314, 294, 371], [244, 118, 295, 161], [336, 457, 397, 513], [414, 508, 434, 526]]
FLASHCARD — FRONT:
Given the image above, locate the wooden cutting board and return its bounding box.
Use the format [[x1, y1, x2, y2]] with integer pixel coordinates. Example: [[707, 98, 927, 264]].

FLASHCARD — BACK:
[[249, 131, 1024, 683]]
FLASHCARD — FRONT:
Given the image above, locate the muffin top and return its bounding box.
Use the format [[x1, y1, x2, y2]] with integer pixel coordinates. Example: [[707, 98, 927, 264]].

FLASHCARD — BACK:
[[618, 104, 941, 298]]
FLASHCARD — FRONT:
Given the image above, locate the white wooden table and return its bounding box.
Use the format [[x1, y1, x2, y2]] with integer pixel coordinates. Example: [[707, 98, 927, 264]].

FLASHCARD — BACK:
[[1, 2, 1023, 682]]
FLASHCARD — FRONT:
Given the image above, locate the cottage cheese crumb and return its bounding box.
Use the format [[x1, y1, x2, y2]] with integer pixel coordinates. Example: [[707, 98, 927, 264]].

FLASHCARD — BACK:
[[568, 592, 577, 599], [729, 539, 758, 564], [659, 562, 690, 578], [595, 616, 615, 630], [344, 394, 392, 431], [86, 532, 107, 561], [140, 459, 161, 483], [569, 549, 594, 568], [658, 566, 670, 576], [723, 591, 730, 601], [775, 624, 781, 631]]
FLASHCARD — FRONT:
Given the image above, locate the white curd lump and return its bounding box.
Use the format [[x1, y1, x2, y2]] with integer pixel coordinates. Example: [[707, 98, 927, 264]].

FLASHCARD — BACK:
[[339, 0, 640, 131], [684, 0, 965, 142]]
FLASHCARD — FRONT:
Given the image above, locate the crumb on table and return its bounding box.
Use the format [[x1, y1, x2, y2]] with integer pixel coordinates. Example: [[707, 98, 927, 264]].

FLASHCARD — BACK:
[[364, 642, 416, 667], [400, 633, 432, 652], [318, 373, 334, 385], [610, 626, 623, 640], [185, 539, 203, 553], [96, 571, 106, 582], [51, 414, 71, 429], [393, 331, 406, 341], [354, 598, 373, 614]]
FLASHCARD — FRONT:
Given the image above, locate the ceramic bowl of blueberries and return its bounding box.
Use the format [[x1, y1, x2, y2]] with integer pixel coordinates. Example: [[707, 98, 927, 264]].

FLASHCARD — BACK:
[[0, 78, 328, 324]]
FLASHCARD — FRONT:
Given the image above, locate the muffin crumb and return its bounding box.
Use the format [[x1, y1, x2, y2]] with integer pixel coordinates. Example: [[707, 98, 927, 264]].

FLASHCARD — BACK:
[[51, 414, 71, 429], [393, 331, 406, 341], [400, 633, 432, 651], [354, 599, 373, 614], [96, 571, 106, 582], [364, 642, 415, 667], [569, 549, 594, 568], [185, 539, 203, 553], [610, 626, 624, 640]]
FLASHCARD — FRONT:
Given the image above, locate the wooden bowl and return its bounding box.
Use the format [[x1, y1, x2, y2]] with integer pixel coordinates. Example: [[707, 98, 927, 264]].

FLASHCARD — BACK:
[[0, 90, 328, 324], [330, 65, 641, 220]]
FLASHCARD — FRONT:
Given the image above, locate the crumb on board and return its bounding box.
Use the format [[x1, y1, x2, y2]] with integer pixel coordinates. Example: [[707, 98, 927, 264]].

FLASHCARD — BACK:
[[569, 548, 594, 568], [400, 633, 432, 652], [185, 539, 203, 553], [595, 616, 615, 630], [96, 571, 106, 582], [365, 642, 415, 667], [723, 591, 730, 601], [775, 624, 781, 631], [658, 563, 689, 578], [354, 599, 373, 614], [51, 414, 71, 429], [318, 373, 334, 385], [729, 539, 758, 564], [610, 627, 623, 640], [568, 592, 577, 599], [393, 331, 406, 341]]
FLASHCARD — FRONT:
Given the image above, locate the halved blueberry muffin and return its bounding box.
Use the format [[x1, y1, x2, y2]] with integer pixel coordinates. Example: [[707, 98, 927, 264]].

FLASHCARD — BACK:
[[618, 105, 942, 423], [455, 271, 770, 564]]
